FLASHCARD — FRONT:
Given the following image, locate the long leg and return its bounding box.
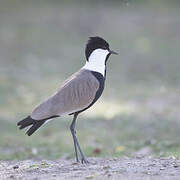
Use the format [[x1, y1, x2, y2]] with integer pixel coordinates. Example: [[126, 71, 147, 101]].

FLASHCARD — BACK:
[[70, 113, 79, 162], [70, 113, 89, 164]]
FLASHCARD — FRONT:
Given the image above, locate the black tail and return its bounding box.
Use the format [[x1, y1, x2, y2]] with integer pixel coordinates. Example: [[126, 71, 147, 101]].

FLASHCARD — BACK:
[[17, 116, 46, 136], [17, 115, 59, 136]]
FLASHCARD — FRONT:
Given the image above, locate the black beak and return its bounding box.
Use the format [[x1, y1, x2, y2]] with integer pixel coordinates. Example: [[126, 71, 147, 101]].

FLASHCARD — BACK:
[[109, 50, 118, 55]]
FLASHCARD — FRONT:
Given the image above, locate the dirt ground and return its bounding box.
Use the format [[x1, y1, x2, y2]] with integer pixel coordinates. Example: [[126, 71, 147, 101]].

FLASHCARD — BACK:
[[1, 157, 180, 180]]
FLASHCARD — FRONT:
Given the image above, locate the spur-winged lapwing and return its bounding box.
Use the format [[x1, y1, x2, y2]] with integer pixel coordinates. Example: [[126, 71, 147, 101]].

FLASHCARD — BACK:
[[17, 36, 118, 163]]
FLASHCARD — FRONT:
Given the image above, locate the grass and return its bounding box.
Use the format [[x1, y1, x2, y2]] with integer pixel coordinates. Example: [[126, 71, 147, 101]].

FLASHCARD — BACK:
[[1, 112, 180, 160]]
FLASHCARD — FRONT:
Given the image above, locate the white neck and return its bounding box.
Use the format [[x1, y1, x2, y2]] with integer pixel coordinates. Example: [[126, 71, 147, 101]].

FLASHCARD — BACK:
[[82, 49, 109, 76]]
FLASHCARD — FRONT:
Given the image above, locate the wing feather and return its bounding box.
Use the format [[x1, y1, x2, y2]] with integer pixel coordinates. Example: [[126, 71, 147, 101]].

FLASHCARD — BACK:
[[31, 69, 99, 120]]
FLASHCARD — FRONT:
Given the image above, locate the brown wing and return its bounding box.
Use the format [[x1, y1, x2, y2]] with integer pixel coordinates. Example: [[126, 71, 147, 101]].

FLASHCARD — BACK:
[[31, 69, 99, 120]]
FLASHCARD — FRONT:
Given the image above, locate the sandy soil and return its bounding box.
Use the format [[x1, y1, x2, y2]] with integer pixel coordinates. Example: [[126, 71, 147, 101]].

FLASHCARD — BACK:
[[1, 157, 180, 180]]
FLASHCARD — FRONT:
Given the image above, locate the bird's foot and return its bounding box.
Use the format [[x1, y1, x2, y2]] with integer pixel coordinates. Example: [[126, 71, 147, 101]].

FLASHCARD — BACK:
[[81, 157, 89, 164]]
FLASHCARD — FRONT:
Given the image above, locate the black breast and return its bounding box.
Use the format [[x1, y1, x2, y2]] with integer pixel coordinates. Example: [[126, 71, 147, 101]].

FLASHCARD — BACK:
[[90, 71, 105, 104]]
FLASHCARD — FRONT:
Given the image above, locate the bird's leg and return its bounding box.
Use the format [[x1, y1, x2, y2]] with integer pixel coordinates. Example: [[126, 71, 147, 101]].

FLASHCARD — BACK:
[[70, 113, 79, 162], [74, 134, 89, 164], [70, 113, 89, 164]]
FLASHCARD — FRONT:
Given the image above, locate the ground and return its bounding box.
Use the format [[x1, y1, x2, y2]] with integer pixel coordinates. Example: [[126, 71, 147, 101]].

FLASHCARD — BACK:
[[1, 157, 180, 180]]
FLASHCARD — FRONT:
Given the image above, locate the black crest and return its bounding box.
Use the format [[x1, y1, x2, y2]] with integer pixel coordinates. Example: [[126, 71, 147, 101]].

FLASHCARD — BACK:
[[85, 36, 109, 60]]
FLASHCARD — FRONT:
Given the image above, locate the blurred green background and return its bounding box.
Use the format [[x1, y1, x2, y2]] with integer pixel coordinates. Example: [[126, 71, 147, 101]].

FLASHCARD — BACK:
[[0, 0, 180, 160]]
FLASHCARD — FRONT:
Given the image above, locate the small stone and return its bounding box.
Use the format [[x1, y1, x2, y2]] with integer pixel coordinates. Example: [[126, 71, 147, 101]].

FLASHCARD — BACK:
[[72, 162, 79, 165], [103, 165, 111, 170], [112, 158, 118, 161], [107, 173, 112, 177], [13, 165, 19, 169], [173, 163, 180, 168], [85, 174, 96, 179]]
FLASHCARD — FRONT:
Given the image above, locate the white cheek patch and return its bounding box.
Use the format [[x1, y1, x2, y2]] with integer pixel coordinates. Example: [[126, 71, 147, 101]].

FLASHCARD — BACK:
[[82, 49, 109, 76]]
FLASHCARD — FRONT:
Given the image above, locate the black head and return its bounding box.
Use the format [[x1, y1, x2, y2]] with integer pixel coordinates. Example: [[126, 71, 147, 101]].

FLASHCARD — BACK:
[[85, 36, 110, 60]]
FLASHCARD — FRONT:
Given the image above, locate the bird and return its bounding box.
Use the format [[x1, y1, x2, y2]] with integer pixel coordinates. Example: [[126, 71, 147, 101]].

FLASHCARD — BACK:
[[17, 36, 118, 163]]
